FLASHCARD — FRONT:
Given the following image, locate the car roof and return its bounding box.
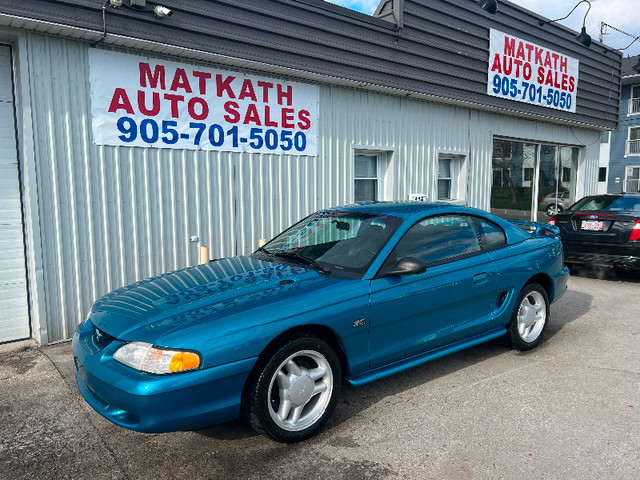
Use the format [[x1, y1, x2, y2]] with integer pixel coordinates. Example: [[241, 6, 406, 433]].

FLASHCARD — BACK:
[[330, 201, 470, 219]]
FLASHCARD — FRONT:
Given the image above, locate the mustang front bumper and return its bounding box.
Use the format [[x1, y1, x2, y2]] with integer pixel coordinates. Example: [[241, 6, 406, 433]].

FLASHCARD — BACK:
[[72, 320, 257, 433]]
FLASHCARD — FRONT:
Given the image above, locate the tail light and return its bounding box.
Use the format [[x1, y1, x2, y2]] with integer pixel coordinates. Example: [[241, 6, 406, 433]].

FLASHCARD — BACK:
[[540, 196, 546, 202], [629, 220, 640, 241], [548, 217, 556, 226]]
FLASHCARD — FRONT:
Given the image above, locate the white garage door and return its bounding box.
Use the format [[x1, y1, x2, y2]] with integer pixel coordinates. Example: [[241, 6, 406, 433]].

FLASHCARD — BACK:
[[0, 45, 30, 343]]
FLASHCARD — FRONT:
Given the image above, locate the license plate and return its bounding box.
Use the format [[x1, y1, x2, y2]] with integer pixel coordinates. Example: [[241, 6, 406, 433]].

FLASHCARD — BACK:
[[581, 220, 603, 231]]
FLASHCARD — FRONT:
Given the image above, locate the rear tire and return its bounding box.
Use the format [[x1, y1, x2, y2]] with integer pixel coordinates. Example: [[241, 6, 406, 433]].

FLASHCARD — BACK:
[[507, 283, 549, 351], [245, 336, 341, 443], [546, 204, 562, 216]]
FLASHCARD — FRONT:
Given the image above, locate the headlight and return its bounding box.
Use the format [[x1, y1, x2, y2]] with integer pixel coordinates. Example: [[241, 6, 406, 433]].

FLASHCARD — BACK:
[[113, 342, 201, 374]]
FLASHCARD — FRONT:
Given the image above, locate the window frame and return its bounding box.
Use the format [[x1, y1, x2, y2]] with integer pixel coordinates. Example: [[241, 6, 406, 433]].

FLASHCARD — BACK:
[[630, 85, 640, 116], [627, 127, 640, 156], [437, 157, 453, 200], [598, 167, 607, 183], [470, 216, 507, 252], [377, 214, 493, 277], [354, 153, 379, 202]]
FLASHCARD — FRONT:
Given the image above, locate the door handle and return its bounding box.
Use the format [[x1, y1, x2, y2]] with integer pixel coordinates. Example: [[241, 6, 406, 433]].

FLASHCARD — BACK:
[[473, 273, 491, 285]]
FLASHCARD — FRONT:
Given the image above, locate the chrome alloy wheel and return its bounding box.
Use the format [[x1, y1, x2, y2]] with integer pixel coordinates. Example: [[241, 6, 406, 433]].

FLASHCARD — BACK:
[[267, 350, 333, 432], [516, 290, 547, 343]]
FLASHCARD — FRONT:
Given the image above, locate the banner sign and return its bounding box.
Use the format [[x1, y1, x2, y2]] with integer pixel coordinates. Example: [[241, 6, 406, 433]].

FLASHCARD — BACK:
[[89, 50, 319, 155], [487, 29, 579, 113]]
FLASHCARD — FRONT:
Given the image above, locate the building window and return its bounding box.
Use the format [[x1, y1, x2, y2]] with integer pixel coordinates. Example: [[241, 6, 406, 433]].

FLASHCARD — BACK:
[[523, 167, 534, 182], [561, 167, 572, 183], [437, 155, 465, 201], [627, 127, 640, 156], [354, 154, 378, 201], [626, 166, 640, 193], [600, 131, 609, 143], [438, 158, 452, 199], [598, 167, 607, 182], [630, 85, 640, 115]]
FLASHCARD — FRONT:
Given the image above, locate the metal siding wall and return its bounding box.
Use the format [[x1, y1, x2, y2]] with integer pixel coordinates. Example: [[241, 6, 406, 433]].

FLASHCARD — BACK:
[[27, 35, 239, 341], [24, 34, 600, 343]]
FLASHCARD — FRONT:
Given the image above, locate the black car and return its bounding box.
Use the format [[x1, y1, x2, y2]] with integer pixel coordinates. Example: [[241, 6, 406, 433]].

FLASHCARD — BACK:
[[549, 194, 640, 270]]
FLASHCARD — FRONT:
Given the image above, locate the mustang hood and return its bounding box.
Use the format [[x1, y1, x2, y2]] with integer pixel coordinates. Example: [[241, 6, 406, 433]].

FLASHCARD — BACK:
[[89, 256, 330, 342]]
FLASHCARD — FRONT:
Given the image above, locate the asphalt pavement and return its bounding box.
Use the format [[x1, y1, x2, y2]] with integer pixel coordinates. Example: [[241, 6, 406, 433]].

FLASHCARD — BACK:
[[1, 269, 639, 480]]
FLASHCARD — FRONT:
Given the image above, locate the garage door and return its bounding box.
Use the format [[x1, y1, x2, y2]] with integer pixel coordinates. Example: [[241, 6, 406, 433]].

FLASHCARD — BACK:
[[0, 45, 30, 343]]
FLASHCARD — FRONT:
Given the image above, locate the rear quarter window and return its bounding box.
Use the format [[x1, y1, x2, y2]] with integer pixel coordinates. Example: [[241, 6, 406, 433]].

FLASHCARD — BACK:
[[475, 218, 507, 250]]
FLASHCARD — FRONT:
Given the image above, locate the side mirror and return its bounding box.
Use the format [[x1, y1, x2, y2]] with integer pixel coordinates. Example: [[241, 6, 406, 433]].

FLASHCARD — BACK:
[[380, 257, 427, 278]]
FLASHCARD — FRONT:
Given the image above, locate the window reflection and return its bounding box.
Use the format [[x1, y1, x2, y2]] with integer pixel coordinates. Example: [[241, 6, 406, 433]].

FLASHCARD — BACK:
[[491, 139, 578, 221]]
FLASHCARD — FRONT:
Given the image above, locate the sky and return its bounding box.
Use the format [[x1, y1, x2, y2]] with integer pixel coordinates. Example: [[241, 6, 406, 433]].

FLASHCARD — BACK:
[[327, 0, 640, 57]]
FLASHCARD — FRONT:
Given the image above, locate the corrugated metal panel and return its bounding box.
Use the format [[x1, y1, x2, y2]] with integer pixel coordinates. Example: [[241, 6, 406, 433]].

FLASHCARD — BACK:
[[23, 35, 601, 343], [0, 44, 30, 343], [0, 0, 621, 129]]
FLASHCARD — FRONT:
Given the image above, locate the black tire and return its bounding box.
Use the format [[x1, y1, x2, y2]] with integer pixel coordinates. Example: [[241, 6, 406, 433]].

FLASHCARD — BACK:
[[546, 204, 562, 216], [507, 283, 550, 351], [245, 335, 341, 443]]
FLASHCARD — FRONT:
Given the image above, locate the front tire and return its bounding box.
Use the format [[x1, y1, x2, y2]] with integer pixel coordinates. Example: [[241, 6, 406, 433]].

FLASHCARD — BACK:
[[245, 336, 341, 443], [507, 283, 549, 351]]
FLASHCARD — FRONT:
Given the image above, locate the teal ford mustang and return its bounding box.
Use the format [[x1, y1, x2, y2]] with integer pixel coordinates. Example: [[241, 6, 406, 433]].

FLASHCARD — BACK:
[[73, 202, 569, 442]]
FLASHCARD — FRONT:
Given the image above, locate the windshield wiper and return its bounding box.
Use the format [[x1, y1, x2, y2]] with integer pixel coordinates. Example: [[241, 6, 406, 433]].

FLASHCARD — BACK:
[[256, 245, 272, 255], [273, 251, 331, 275]]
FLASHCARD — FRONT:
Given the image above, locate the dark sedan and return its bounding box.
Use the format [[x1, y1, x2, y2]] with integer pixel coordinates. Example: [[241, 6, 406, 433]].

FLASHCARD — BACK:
[[549, 194, 640, 270]]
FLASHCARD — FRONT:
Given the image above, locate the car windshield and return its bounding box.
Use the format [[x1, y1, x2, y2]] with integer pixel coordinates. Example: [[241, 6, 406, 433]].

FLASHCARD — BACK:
[[569, 196, 640, 212], [255, 210, 403, 278]]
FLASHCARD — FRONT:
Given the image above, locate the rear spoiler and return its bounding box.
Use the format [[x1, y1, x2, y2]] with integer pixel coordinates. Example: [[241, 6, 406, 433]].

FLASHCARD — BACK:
[[506, 219, 560, 237]]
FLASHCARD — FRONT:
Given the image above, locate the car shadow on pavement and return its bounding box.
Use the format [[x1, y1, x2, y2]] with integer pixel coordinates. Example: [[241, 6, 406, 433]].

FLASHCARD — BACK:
[[568, 265, 640, 283], [198, 286, 592, 443]]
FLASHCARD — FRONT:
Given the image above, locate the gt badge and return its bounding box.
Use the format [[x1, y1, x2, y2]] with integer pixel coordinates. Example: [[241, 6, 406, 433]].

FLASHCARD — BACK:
[[353, 318, 366, 327]]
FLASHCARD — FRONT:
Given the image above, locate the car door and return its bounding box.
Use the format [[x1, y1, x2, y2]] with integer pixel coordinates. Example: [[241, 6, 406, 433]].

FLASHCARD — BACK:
[[368, 214, 498, 369]]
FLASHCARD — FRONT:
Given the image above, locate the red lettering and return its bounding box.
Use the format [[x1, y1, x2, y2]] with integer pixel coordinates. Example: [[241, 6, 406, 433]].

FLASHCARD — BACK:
[[108, 88, 135, 114], [137, 90, 160, 116], [170, 68, 192, 93], [534, 48, 543, 66], [491, 53, 502, 74], [239, 79, 257, 102], [569, 76, 575, 93], [216, 75, 236, 99], [513, 59, 523, 77], [264, 106, 278, 127], [223, 101, 240, 123], [551, 53, 559, 70], [544, 52, 552, 68], [504, 37, 516, 57], [537, 67, 545, 84], [257, 81, 274, 102], [163, 93, 184, 118], [516, 42, 525, 61], [277, 84, 293, 106], [545, 70, 554, 87], [281, 108, 295, 129], [188, 97, 209, 121], [523, 62, 532, 81], [525, 44, 534, 62], [192, 70, 212, 95], [139, 63, 166, 89], [553, 71, 561, 89], [297, 110, 311, 130], [561, 73, 568, 91], [503, 57, 513, 76], [559, 56, 568, 74], [243, 104, 261, 125]]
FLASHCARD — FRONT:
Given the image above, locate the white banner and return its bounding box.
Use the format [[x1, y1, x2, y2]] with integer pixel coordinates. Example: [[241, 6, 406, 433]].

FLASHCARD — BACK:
[[89, 49, 319, 155], [487, 29, 579, 113]]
